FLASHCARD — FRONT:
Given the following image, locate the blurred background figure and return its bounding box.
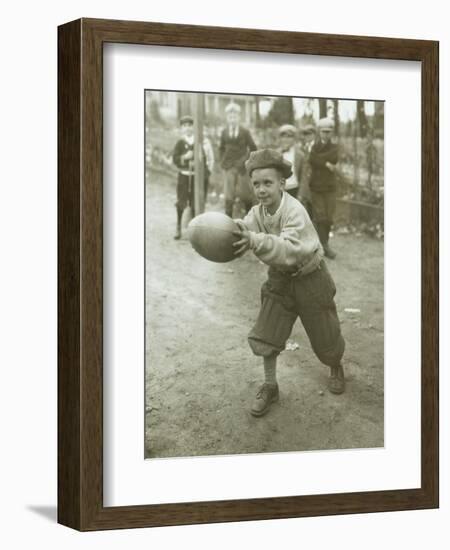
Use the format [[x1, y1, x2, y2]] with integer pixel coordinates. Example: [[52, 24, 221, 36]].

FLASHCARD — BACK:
[[203, 125, 215, 201], [297, 123, 316, 218], [277, 124, 305, 201], [309, 117, 339, 259], [146, 92, 384, 244], [172, 115, 198, 239], [219, 102, 257, 217]]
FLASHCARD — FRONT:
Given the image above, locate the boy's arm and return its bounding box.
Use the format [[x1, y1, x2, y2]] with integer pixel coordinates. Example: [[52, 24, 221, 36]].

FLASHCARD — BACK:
[[235, 210, 318, 267], [246, 129, 257, 152], [295, 147, 305, 182], [309, 144, 338, 167], [218, 130, 226, 163], [232, 209, 260, 257], [239, 208, 259, 232], [172, 140, 184, 169], [204, 139, 214, 172]]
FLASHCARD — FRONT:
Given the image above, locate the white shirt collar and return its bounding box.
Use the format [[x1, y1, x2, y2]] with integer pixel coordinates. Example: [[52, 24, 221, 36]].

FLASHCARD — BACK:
[[281, 145, 295, 155], [263, 192, 285, 218]]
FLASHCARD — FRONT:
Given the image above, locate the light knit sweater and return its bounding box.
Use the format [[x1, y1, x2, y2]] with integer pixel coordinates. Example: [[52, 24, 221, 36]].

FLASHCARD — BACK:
[[241, 192, 323, 272]]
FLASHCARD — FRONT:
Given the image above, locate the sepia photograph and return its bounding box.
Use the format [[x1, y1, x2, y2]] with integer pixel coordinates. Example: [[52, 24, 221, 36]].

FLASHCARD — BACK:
[[144, 90, 384, 459]]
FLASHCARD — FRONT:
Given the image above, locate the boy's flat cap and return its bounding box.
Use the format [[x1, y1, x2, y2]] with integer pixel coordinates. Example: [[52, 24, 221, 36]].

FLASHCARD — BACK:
[[245, 148, 293, 178], [225, 102, 241, 114], [179, 115, 194, 125], [278, 124, 297, 137], [317, 117, 334, 130], [300, 123, 316, 133]]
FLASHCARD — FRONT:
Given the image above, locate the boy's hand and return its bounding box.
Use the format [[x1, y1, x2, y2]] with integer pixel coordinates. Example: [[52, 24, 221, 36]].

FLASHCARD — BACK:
[[325, 161, 336, 172], [232, 220, 251, 257], [183, 151, 194, 161]]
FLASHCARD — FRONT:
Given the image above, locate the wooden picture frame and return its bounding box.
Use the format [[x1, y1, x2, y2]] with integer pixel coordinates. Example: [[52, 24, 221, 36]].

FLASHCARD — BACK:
[[58, 18, 439, 531]]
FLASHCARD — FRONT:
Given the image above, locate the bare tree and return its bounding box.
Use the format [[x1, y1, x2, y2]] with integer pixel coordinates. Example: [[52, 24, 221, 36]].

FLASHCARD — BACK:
[[318, 98, 327, 119]]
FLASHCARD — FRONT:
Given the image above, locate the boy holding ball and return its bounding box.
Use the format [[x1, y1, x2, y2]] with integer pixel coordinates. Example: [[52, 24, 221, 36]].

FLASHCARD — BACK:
[[233, 149, 345, 417]]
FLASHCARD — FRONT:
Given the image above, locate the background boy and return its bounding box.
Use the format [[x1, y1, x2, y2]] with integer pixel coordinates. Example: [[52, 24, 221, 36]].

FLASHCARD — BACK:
[[203, 124, 215, 200], [172, 115, 197, 239], [309, 117, 339, 259], [219, 102, 257, 217], [277, 124, 304, 200], [233, 149, 346, 417], [298, 123, 316, 218]]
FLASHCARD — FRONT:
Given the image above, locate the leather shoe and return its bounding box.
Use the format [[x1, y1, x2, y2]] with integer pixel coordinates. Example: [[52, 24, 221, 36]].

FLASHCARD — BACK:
[[328, 364, 345, 394], [250, 383, 279, 417]]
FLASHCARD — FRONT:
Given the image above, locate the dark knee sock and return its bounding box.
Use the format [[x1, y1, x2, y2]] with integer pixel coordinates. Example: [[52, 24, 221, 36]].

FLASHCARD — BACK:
[[225, 200, 234, 217], [323, 223, 330, 245], [263, 354, 278, 385], [176, 207, 183, 227], [317, 222, 328, 246]]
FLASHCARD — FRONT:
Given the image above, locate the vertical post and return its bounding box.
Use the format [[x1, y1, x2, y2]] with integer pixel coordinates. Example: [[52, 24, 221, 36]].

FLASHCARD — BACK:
[[254, 95, 260, 127], [193, 93, 205, 215], [353, 113, 359, 187], [318, 98, 327, 119], [333, 99, 340, 135], [367, 126, 376, 191]]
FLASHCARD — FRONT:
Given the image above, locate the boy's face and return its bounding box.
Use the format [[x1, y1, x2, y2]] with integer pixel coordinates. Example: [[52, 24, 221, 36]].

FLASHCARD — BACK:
[[226, 112, 240, 127], [251, 167, 284, 213], [181, 122, 194, 137], [319, 128, 332, 143], [303, 130, 315, 144], [279, 134, 295, 151]]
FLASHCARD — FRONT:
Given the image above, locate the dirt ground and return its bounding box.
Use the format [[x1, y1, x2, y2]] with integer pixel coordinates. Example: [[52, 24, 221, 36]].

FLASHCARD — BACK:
[[145, 170, 384, 459]]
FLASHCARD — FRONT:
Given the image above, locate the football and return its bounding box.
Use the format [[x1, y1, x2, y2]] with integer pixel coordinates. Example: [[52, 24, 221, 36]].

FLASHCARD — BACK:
[[187, 212, 240, 263]]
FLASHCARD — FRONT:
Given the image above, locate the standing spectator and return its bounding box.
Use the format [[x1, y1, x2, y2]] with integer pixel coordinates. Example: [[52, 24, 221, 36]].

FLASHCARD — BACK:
[[309, 118, 339, 259], [277, 124, 304, 201], [203, 125, 215, 201], [172, 115, 203, 240], [219, 102, 257, 217], [298, 123, 316, 219]]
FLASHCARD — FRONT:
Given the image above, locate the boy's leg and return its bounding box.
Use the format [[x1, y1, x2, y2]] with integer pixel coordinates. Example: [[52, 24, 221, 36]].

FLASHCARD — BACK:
[[323, 191, 337, 259], [174, 206, 183, 240], [305, 199, 314, 220], [299, 195, 314, 220], [223, 169, 237, 217], [311, 191, 325, 240], [264, 353, 277, 384], [295, 261, 346, 393], [188, 174, 195, 218], [174, 174, 188, 240], [237, 171, 257, 214], [250, 354, 280, 417], [248, 274, 297, 416], [204, 171, 210, 201], [311, 192, 336, 259]]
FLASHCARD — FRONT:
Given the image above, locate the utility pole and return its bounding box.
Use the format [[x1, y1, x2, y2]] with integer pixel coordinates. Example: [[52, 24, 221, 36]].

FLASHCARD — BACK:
[[333, 99, 340, 135], [318, 98, 327, 119], [353, 112, 360, 186], [193, 93, 205, 215]]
